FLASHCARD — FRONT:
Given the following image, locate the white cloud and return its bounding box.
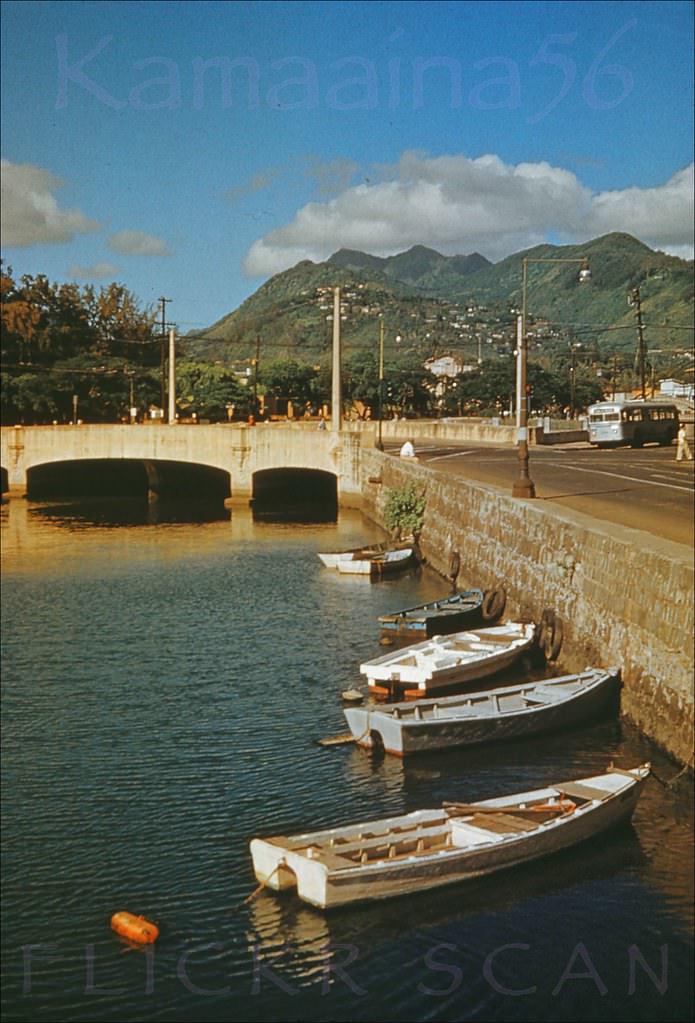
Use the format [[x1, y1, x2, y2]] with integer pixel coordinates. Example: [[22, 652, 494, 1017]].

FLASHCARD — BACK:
[[107, 229, 170, 256], [68, 261, 120, 280], [584, 166, 694, 252], [0, 159, 100, 247], [243, 152, 694, 275]]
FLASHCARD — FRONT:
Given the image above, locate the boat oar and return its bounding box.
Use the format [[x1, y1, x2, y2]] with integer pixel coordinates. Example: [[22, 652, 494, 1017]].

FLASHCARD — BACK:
[[317, 734, 358, 747], [444, 799, 575, 818]]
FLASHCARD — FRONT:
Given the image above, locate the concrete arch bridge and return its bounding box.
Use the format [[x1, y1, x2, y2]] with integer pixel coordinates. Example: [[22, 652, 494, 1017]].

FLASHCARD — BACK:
[[0, 424, 365, 506]]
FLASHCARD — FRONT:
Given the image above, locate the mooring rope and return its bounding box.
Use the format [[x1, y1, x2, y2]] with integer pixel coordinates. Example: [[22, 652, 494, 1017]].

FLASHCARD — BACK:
[[233, 859, 286, 911], [650, 757, 693, 787]]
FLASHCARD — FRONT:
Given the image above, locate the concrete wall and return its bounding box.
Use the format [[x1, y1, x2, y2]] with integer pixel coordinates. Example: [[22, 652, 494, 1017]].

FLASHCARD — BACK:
[[360, 450, 694, 766], [341, 417, 587, 446]]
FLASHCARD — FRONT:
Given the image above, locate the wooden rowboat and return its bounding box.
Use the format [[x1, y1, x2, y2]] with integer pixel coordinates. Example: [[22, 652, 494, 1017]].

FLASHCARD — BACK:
[[317, 541, 393, 569], [361, 622, 538, 697], [344, 668, 620, 756], [378, 588, 504, 638], [336, 546, 415, 578], [249, 763, 650, 909]]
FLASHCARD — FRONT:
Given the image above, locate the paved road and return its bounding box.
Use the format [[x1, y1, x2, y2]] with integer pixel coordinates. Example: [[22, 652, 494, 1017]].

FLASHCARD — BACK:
[[386, 440, 695, 547]]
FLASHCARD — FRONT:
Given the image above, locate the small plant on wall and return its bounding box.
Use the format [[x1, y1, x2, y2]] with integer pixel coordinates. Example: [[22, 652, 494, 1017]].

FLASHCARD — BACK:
[[383, 481, 426, 539]]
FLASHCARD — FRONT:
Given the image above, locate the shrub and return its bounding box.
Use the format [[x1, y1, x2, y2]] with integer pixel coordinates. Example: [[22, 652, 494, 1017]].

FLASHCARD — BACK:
[[383, 481, 426, 537]]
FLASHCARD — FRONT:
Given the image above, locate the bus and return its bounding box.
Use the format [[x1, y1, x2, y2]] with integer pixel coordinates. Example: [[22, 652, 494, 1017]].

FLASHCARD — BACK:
[[587, 400, 679, 448]]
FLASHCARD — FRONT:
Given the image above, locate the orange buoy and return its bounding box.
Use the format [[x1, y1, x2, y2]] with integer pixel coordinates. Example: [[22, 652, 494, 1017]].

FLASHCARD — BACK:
[[110, 911, 159, 944]]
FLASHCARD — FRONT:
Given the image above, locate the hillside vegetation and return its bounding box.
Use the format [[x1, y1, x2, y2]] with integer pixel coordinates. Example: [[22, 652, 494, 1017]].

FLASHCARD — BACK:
[[186, 233, 693, 368]]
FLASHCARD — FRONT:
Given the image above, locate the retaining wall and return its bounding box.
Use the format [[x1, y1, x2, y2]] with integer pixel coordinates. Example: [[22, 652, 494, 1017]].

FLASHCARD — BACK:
[[360, 450, 694, 766]]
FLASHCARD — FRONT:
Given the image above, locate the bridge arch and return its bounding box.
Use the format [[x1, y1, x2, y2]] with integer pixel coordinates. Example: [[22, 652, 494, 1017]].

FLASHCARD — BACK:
[[0, 424, 364, 505], [252, 467, 338, 518], [25, 458, 232, 501]]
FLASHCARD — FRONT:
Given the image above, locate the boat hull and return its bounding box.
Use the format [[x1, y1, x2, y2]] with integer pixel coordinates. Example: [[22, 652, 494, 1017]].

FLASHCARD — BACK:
[[345, 669, 619, 755], [249, 766, 649, 909], [337, 548, 414, 577], [378, 589, 485, 638], [362, 623, 538, 696]]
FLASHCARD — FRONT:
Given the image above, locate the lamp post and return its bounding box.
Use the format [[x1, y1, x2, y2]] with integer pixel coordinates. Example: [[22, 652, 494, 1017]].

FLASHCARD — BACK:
[[331, 287, 341, 432], [377, 315, 385, 450], [569, 342, 582, 419], [513, 256, 591, 499]]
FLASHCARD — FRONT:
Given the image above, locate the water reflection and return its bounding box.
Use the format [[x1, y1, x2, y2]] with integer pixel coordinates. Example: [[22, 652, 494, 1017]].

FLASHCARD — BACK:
[[30, 497, 232, 527], [245, 824, 648, 989], [252, 501, 337, 524]]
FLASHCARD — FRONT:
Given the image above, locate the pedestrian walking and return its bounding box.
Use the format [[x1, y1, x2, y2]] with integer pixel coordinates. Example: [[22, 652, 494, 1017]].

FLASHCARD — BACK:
[[676, 425, 692, 462]]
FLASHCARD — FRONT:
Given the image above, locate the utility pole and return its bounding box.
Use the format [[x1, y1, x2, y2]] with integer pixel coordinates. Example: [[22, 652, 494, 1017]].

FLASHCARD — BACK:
[[253, 334, 260, 419], [331, 287, 341, 432], [168, 328, 176, 425], [377, 315, 384, 450], [159, 296, 171, 415], [629, 288, 647, 400]]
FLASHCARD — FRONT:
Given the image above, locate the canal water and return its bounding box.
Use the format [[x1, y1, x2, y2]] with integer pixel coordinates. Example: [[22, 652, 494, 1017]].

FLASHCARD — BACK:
[[1, 499, 692, 1023]]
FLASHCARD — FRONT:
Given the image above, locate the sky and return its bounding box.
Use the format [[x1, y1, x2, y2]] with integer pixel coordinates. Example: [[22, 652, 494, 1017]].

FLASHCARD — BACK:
[[1, 0, 693, 332]]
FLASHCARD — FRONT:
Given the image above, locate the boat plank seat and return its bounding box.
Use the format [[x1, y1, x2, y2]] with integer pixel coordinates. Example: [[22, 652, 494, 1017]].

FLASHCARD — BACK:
[[467, 812, 541, 834], [556, 782, 606, 802], [527, 686, 570, 702], [321, 821, 451, 859], [468, 633, 521, 645], [355, 830, 452, 863]]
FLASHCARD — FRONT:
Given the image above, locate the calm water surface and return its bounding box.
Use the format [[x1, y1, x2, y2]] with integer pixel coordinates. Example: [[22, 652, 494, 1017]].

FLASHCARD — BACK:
[[1, 500, 692, 1023]]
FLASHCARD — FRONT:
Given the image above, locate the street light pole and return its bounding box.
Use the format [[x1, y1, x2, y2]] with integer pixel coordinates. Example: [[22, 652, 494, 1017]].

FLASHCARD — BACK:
[[377, 315, 384, 451], [569, 343, 582, 419], [513, 256, 591, 499], [331, 287, 341, 432], [513, 257, 535, 497]]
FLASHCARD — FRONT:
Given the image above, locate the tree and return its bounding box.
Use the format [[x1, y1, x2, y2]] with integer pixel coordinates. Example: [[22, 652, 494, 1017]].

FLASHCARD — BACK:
[[259, 358, 318, 407], [386, 350, 435, 416], [343, 351, 379, 409], [175, 363, 251, 420], [0, 264, 158, 423]]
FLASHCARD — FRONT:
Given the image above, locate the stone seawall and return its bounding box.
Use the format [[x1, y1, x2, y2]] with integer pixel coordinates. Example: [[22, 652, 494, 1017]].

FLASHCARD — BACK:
[[360, 450, 694, 766]]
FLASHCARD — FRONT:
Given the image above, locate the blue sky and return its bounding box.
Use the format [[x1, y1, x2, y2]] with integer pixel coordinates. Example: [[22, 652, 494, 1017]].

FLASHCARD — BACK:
[[1, 0, 693, 331]]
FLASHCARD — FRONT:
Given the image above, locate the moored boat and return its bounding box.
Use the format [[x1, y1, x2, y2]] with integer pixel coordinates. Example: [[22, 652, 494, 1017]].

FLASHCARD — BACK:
[[378, 587, 506, 638], [336, 546, 415, 578], [318, 541, 392, 569], [344, 667, 620, 756], [361, 621, 538, 697], [249, 763, 650, 909]]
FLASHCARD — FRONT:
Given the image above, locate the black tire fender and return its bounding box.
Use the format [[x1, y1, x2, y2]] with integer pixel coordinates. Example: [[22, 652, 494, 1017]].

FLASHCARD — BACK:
[[538, 609, 564, 661], [482, 587, 507, 622], [448, 550, 461, 581]]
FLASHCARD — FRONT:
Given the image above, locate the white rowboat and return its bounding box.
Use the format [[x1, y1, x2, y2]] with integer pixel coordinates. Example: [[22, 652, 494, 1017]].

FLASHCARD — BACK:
[[249, 763, 650, 909], [344, 668, 620, 756], [317, 542, 392, 569], [336, 546, 415, 577], [361, 622, 537, 696]]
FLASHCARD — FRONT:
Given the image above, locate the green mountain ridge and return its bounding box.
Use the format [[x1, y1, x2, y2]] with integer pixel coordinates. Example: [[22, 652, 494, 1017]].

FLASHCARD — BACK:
[[187, 233, 693, 367]]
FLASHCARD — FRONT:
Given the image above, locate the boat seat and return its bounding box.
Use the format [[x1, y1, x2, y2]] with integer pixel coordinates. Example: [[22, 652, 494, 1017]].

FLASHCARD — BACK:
[[319, 821, 451, 860], [467, 812, 541, 834], [555, 782, 606, 802], [527, 686, 569, 702]]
